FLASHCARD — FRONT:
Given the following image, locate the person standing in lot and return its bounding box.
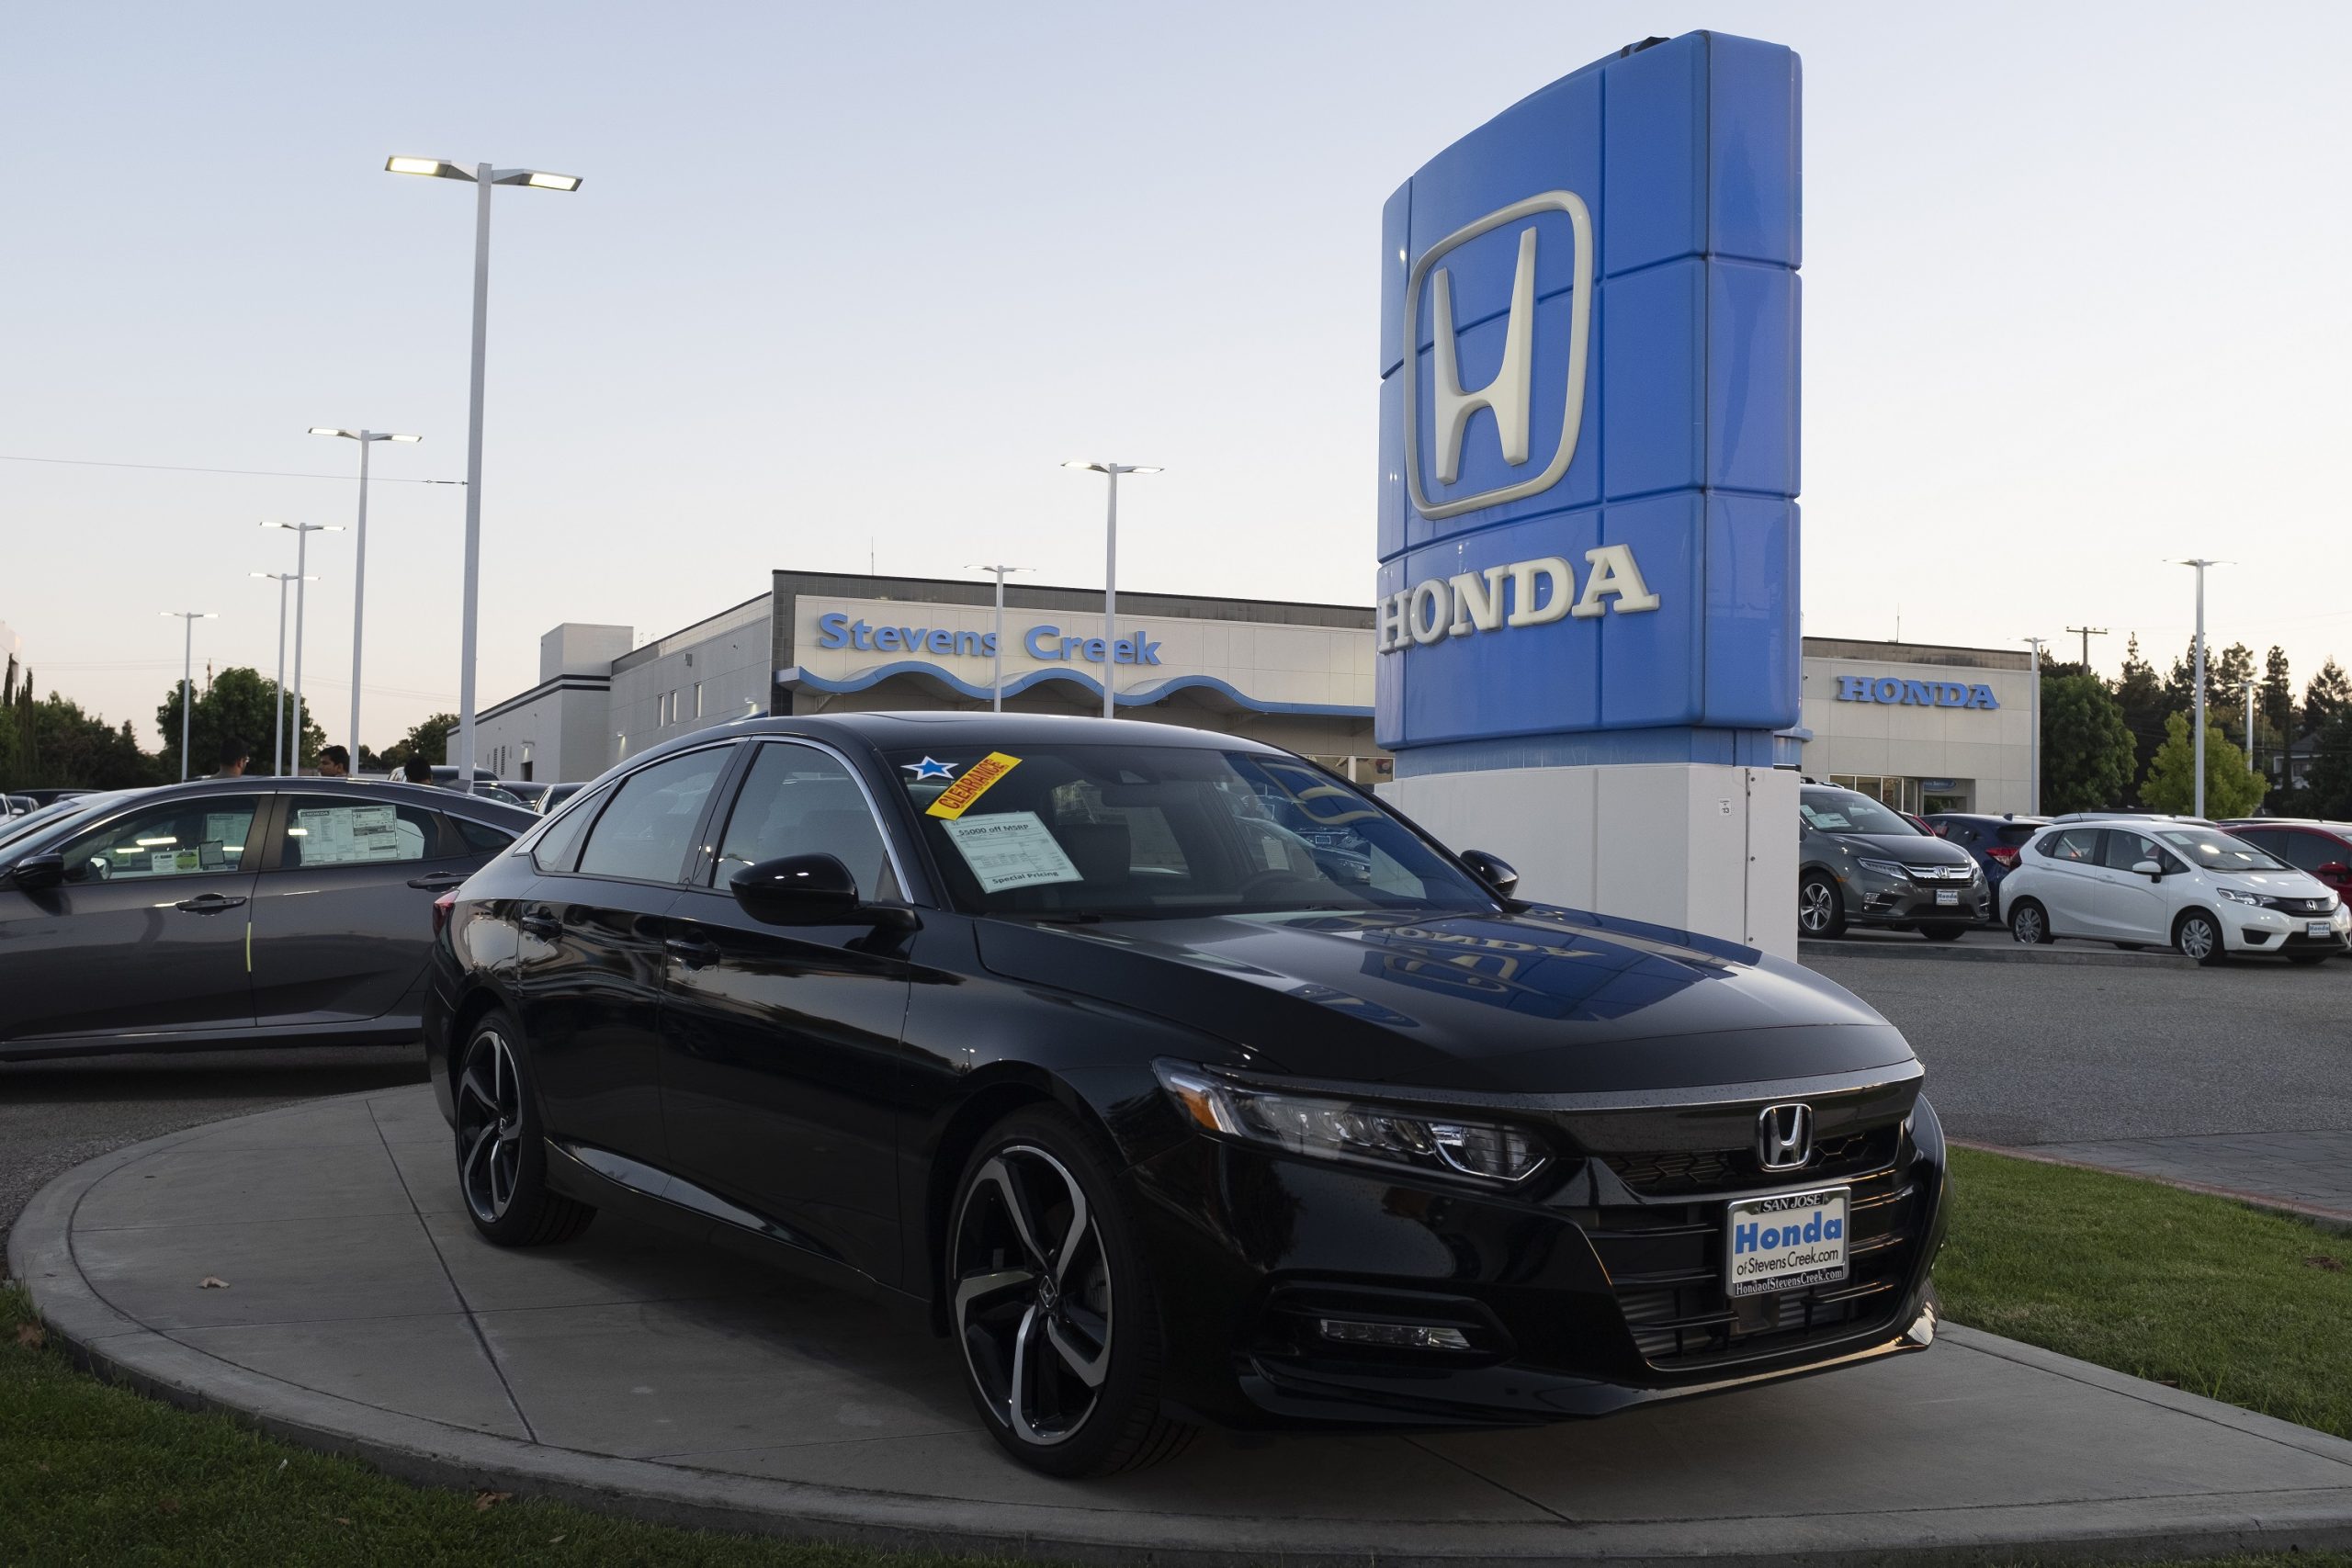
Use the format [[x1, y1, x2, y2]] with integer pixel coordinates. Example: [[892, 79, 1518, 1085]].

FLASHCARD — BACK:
[[316, 745, 352, 779], [403, 757, 434, 786], [210, 737, 251, 779]]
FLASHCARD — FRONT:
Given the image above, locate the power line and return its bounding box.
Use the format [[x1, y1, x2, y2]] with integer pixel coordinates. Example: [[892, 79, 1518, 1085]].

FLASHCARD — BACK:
[[0, 454, 461, 485]]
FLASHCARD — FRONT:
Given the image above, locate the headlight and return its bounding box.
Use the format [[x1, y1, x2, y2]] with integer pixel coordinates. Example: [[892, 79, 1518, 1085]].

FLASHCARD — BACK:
[[2216, 887, 2263, 907], [1154, 1062, 1549, 1184], [1855, 858, 1908, 881]]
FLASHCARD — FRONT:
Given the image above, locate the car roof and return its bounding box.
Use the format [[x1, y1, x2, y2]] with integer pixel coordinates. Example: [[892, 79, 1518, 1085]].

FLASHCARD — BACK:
[[97, 776, 537, 826], [2219, 818, 2352, 832], [625, 710, 1291, 761]]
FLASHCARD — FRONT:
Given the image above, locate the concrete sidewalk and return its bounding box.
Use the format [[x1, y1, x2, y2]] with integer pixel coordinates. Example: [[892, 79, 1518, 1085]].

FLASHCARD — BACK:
[[13, 1085, 2352, 1566]]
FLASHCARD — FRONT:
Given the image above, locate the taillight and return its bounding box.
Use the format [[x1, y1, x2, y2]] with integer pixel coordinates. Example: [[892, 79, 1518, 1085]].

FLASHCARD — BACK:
[[1985, 846, 2020, 869], [432, 890, 458, 938]]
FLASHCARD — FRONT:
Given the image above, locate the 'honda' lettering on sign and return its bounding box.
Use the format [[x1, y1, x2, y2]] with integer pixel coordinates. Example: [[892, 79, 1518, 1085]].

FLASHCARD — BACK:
[[1833, 675, 2000, 710]]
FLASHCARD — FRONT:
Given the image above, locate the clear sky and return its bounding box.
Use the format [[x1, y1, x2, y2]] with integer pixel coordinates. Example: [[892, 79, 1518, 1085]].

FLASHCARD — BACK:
[[6, 2, 2348, 752]]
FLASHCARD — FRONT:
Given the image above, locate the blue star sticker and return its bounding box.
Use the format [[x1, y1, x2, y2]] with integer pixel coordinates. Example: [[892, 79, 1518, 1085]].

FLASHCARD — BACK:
[[903, 756, 956, 781]]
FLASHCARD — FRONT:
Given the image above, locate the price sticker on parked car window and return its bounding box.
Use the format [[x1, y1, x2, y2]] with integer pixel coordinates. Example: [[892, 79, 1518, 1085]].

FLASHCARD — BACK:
[[926, 752, 1022, 819]]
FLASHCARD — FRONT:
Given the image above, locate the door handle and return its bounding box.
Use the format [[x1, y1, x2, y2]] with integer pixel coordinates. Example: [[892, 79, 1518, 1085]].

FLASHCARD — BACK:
[[663, 935, 721, 971], [406, 872, 468, 890], [175, 894, 248, 914]]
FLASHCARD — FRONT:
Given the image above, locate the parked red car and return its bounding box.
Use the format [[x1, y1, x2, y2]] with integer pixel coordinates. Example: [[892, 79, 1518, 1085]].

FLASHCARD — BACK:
[[2219, 820, 2352, 899]]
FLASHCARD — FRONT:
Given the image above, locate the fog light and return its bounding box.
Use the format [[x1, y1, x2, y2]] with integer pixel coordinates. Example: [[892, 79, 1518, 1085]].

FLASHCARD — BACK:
[[1317, 1318, 1474, 1351]]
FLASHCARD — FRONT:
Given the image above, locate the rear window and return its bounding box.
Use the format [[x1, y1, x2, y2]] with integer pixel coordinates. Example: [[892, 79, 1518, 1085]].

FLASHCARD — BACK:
[[1996, 824, 2038, 847]]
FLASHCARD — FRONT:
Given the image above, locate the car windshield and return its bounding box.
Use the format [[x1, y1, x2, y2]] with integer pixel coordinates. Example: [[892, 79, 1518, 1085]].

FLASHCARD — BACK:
[[2156, 828, 2289, 874], [888, 743, 1495, 920], [1801, 790, 1918, 837], [0, 790, 135, 855]]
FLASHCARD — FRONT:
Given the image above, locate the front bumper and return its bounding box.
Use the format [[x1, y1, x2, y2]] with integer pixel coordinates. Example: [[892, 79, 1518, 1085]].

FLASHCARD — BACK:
[[1125, 1089, 1950, 1429], [1846, 871, 1989, 928], [2222, 901, 2352, 954]]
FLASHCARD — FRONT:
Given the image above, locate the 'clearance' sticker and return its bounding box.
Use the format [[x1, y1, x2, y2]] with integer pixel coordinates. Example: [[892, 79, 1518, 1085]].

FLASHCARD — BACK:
[[926, 752, 1023, 819]]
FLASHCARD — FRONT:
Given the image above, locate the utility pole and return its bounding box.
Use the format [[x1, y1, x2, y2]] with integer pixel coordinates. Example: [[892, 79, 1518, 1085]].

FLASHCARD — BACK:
[[2178, 560, 2222, 818], [2065, 626, 2108, 671], [2022, 637, 2048, 815]]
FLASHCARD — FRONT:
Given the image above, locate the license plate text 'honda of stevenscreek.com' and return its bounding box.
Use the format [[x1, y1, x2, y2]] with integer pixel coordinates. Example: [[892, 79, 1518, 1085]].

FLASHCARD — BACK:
[[1725, 1187, 1849, 1299]]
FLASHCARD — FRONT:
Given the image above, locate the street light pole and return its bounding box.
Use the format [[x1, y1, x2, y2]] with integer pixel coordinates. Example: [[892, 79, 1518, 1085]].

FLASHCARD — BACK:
[[263, 522, 339, 773], [2022, 637, 2047, 816], [2178, 559, 2222, 818], [311, 428, 421, 771], [1062, 461, 1160, 718], [2243, 678, 2257, 764], [968, 565, 1029, 712], [253, 571, 313, 775], [161, 612, 216, 782], [387, 155, 582, 794]]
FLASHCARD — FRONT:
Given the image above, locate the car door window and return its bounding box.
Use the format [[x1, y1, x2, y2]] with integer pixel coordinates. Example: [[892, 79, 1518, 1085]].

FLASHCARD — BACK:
[[2269, 832, 2335, 874], [452, 816, 518, 853], [2041, 828, 2103, 863], [55, 797, 260, 883], [711, 743, 899, 898], [576, 748, 729, 885], [278, 796, 438, 868], [2100, 831, 2159, 873], [526, 784, 608, 873]]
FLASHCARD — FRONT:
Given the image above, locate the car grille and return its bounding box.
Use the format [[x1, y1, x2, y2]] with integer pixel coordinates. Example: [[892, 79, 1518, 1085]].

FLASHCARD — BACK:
[[2280, 897, 2336, 916], [1904, 863, 1973, 882], [1582, 1155, 1923, 1371], [1599, 1125, 1897, 1198]]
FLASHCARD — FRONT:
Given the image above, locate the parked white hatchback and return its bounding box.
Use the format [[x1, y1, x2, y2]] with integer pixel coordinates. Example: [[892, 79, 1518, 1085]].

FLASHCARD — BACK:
[[2000, 816, 2351, 965]]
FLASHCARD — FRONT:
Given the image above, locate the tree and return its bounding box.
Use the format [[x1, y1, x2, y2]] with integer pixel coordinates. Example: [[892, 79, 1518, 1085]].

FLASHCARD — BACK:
[[2165, 637, 2252, 719], [2039, 672, 2136, 815], [2260, 647, 2295, 740], [377, 713, 458, 773], [2305, 709, 2352, 821], [157, 666, 321, 780], [0, 690, 159, 791], [2140, 711, 2267, 818], [2112, 636, 2169, 806], [2305, 659, 2352, 737]]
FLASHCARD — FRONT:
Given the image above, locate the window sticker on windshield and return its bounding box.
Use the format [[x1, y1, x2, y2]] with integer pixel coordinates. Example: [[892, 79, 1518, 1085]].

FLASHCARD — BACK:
[[926, 752, 1022, 819], [939, 811, 1082, 893], [1806, 811, 1853, 829], [295, 804, 403, 864]]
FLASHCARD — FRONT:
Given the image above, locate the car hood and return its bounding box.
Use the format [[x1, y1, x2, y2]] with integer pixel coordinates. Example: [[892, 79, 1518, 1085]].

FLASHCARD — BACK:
[[2217, 870, 2333, 899], [1822, 832, 1974, 864], [976, 906, 1915, 1096]]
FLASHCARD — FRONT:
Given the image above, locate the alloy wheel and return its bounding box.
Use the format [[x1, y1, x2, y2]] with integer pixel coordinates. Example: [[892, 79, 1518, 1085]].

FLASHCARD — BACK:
[[2179, 916, 2217, 962], [951, 1144, 1114, 1448], [457, 1030, 526, 1224], [1799, 880, 1836, 934], [2011, 906, 2043, 944]]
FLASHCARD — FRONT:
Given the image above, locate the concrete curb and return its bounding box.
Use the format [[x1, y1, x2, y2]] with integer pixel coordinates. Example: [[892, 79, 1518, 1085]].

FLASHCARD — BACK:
[[12, 1098, 2352, 1566], [1801, 937, 2195, 969], [1957, 1139, 2352, 1237]]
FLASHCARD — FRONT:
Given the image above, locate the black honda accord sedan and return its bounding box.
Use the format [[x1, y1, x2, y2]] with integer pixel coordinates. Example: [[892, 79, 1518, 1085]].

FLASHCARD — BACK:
[[425, 713, 1948, 1476]]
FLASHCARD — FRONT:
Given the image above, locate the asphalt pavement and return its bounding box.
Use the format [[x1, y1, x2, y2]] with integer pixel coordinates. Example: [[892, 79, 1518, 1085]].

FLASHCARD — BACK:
[[0, 1043, 426, 1245]]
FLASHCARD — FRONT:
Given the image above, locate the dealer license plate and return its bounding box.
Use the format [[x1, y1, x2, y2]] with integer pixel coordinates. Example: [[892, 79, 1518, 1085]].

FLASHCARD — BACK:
[[1725, 1187, 1849, 1299], [1935, 889, 1960, 906], [2308, 920, 2334, 940]]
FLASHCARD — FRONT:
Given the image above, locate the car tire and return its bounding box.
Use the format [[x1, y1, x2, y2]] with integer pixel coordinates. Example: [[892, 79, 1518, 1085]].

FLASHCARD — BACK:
[[2007, 899, 2052, 945], [945, 1104, 1194, 1478], [1798, 874, 1845, 938], [455, 1010, 595, 1247], [1918, 925, 1966, 942], [2175, 910, 2227, 966]]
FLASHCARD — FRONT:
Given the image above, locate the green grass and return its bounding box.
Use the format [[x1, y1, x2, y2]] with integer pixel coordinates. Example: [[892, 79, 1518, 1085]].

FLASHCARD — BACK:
[[1939, 1146, 2352, 1439], [5, 1150, 2350, 1565], [0, 1282, 1032, 1568]]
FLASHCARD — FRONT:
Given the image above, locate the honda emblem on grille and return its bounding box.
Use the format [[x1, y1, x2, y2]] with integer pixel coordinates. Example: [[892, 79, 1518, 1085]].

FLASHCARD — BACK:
[[1756, 1103, 1815, 1172]]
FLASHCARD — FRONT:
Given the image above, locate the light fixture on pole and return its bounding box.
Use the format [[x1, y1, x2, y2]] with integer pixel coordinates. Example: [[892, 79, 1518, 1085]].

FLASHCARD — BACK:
[[2021, 637, 2048, 816], [311, 428, 421, 771], [967, 564, 1031, 712], [252, 572, 314, 776], [1062, 462, 1160, 718], [262, 522, 341, 773], [161, 612, 217, 782], [386, 154, 582, 795], [2176, 559, 2226, 818]]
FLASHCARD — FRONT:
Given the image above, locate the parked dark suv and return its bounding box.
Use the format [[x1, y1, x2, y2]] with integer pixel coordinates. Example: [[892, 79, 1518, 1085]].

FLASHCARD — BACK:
[[2221, 820, 2352, 907], [1800, 785, 1987, 940], [1925, 813, 2049, 915]]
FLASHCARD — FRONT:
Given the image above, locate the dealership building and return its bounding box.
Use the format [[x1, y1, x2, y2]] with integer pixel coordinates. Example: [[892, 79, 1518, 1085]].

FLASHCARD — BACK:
[[477, 575, 2035, 815]]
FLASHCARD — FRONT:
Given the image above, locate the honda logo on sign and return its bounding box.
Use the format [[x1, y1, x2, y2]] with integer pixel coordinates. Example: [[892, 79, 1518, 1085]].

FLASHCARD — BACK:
[[1756, 1104, 1815, 1172], [1401, 190, 1594, 521]]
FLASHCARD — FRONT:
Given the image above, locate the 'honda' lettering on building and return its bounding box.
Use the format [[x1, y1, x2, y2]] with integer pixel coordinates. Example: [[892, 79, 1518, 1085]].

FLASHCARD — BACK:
[[1834, 675, 2000, 710]]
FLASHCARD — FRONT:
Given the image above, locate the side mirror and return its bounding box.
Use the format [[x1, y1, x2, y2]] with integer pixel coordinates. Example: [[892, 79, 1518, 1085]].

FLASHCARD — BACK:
[[2132, 860, 2164, 881], [2320, 862, 2350, 882], [729, 853, 914, 930], [6, 852, 64, 891], [1459, 849, 1520, 899]]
